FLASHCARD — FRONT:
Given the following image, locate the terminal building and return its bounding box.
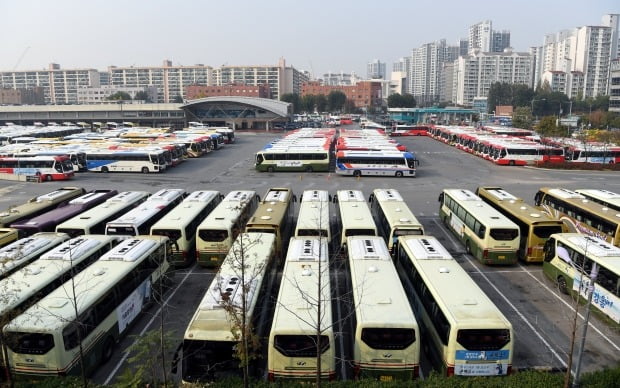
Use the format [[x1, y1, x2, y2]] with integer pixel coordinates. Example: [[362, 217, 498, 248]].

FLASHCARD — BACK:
[[0, 97, 292, 130]]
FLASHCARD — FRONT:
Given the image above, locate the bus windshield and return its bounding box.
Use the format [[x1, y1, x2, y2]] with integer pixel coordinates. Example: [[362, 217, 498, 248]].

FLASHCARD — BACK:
[[274, 335, 330, 357], [345, 229, 376, 237], [533, 225, 564, 239], [198, 229, 228, 242], [6, 332, 55, 355], [457, 329, 511, 351], [361, 328, 415, 350], [152, 229, 182, 241], [489, 229, 518, 240]]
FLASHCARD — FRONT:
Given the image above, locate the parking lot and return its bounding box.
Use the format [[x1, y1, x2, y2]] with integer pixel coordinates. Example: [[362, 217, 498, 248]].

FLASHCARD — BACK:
[[0, 130, 618, 383]]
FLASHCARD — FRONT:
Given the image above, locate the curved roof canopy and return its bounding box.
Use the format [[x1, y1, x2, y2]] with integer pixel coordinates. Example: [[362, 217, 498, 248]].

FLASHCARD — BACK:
[[181, 96, 291, 119]]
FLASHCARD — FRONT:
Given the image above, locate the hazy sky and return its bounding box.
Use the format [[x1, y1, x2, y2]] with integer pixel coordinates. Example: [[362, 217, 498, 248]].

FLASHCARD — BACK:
[[1, 0, 618, 77]]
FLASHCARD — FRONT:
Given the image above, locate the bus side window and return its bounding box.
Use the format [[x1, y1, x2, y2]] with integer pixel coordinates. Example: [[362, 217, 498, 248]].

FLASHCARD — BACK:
[[543, 239, 555, 262]]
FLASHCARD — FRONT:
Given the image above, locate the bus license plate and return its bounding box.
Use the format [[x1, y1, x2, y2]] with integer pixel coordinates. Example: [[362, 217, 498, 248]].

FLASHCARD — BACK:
[[379, 376, 393, 382], [498, 255, 505, 259], [210, 257, 218, 261]]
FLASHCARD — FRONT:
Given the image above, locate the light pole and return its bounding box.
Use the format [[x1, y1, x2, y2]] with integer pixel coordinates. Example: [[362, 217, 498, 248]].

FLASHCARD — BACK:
[[531, 98, 546, 122]]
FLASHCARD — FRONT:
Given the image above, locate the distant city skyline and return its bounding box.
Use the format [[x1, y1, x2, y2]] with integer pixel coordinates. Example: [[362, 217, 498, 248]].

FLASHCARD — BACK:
[[1, 0, 617, 77]]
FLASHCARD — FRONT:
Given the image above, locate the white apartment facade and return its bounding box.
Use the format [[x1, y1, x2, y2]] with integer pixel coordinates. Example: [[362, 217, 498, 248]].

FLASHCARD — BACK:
[[536, 14, 618, 98], [0, 63, 100, 104], [454, 50, 533, 106], [77, 85, 158, 104], [408, 40, 459, 105], [107, 60, 213, 103], [212, 58, 308, 100]]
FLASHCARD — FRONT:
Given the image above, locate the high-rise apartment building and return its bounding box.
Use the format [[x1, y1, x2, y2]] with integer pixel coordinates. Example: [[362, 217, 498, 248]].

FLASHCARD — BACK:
[[108, 60, 212, 103], [537, 15, 617, 98], [468, 21, 511, 54], [212, 58, 308, 100], [609, 59, 620, 112], [454, 50, 533, 106], [409, 40, 460, 105], [367, 59, 386, 79], [0, 63, 100, 104]]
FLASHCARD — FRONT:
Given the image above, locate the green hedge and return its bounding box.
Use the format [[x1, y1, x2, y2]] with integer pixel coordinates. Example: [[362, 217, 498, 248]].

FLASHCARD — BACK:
[[15, 367, 620, 387]]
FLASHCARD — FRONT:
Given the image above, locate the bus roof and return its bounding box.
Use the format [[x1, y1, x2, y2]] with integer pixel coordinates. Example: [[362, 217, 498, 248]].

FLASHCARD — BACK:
[[337, 189, 366, 202], [552, 233, 620, 263], [0, 235, 117, 317], [271, 239, 332, 331], [399, 236, 512, 326], [477, 187, 562, 224], [6, 236, 167, 331], [443, 189, 519, 229], [286, 237, 328, 262], [348, 236, 416, 326], [184, 233, 276, 341], [301, 190, 330, 203]]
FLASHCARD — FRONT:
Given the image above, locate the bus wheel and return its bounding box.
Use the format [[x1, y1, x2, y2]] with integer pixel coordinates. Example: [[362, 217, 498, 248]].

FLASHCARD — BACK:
[[101, 166, 109, 173], [267, 166, 274, 173], [45, 175, 52, 182], [509, 160, 515, 166], [557, 276, 568, 294], [101, 337, 115, 363], [353, 170, 362, 178], [395, 171, 403, 177], [305, 166, 313, 173], [141, 167, 149, 174]]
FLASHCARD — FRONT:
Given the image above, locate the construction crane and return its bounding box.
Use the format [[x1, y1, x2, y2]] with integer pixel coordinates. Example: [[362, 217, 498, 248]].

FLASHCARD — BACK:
[[13, 46, 30, 70]]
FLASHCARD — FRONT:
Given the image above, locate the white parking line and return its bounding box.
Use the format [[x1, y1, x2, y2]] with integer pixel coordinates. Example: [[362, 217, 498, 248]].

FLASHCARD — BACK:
[[103, 267, 196, 385], [517, 263, 620, 352]]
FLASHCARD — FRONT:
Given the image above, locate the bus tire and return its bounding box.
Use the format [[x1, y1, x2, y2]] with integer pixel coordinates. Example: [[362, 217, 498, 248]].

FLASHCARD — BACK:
[[395, 171, 403, 177], [45, 174, 52, 182], [141, 167, 149, 174], [101, 166, 109, 173], [267, 166, 274, 173], [101, 337, 115, 363], [465, 240, 472, 255], [557, 276, 568, 294], [509, 160, 515, 166], [353, 170, 362, 178], [305, 166, 313, 173]]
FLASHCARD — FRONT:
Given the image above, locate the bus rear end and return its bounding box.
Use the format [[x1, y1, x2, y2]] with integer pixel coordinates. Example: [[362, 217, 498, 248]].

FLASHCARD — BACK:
[[448, 326, 513, 376]]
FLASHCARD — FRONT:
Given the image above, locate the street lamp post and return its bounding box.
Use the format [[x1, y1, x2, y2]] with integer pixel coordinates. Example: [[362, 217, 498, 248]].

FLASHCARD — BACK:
[[531, 98, 546, 122]]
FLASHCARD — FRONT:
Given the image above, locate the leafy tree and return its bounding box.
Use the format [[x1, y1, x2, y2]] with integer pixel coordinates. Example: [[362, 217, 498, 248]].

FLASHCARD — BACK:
[[315, 94, 328, 112], [107, 91, 131, 101], [387, 93, 416, 108], [301, 94, 316, 113], [327, 91, 346, 112], [511, 106, 532, 129], [133, 91, 151, 102], [280, 93, 301, 114], [343, 99, 356, 113], [537, 115, 561, 137], [117, 329, 176, 387]]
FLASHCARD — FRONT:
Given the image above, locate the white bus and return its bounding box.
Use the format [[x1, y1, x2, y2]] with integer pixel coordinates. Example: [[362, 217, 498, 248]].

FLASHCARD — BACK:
[[150, 190, 223, 267], [335, 150, 418, 177], [333, 190, 377, 250], [181, 233, 277, 383], [295, 190, 333, 246], [105, 189, 186, 237], [84, 149, 167, 173], [575, 189, 620, 213], [56, 191, 150, 237], [347, 236, 420, 380], [0, 232, 70, 280], [395, 235, 514, 376], [368, 188, 424, 253], [3, 235, 170, 378], [0, 235, 118, 374], [268, 237, 335, 381], [195, 190, 261, 268], [439, 189, 520, 265], [543, 233, 620, 325]]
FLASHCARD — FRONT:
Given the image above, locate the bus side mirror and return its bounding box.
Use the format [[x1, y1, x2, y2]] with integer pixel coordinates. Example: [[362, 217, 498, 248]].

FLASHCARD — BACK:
[[328, 195, 332, 202], [256, 195, 261, 201], [368, 194, 374, 203], [292, 195, 297, 203], [438, 193, 444, 203], [332, 196, 338, 204]]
